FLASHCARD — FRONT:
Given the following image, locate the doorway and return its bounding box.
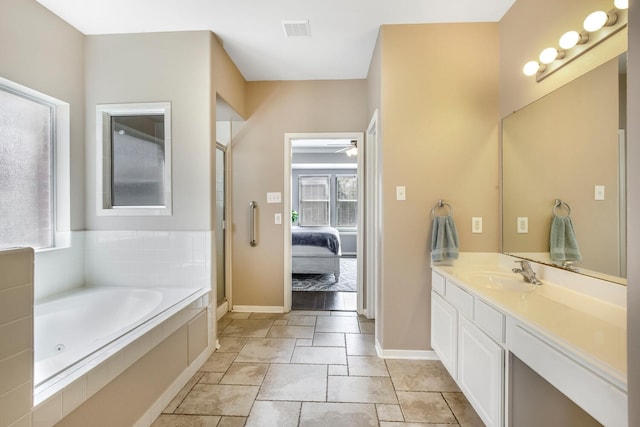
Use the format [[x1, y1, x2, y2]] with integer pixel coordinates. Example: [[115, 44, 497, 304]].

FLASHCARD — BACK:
[[284, 132, 364, 312]]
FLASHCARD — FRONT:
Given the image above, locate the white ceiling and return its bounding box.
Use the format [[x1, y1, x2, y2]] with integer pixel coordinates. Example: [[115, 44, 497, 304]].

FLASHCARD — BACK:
[[36, 0, 516, 82]]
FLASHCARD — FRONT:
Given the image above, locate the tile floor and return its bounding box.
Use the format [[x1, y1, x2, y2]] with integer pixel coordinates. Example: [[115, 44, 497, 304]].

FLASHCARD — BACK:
[[152, 311, 484, 427]]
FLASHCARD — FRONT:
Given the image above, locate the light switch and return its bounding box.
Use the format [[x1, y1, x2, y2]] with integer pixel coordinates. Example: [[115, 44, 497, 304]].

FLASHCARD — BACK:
[[267, 192, 282, 203], [517, 217, 528, 234], [594, 185, 605, 201], [472, 217, 482, 233], [396, 186, 406, 201], [274, 213, 282, 224]]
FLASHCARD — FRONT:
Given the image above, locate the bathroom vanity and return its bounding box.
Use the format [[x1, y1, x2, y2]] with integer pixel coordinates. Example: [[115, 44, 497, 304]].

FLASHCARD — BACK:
[[431, 254, 627, 427]]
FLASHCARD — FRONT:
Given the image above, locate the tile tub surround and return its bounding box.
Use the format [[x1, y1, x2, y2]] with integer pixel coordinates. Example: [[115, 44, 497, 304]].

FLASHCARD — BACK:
[[153, 311, 484, 427]]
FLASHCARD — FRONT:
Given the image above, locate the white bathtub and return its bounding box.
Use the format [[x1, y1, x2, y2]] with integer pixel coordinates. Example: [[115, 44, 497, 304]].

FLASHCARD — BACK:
[[34, 286, 203, 389]]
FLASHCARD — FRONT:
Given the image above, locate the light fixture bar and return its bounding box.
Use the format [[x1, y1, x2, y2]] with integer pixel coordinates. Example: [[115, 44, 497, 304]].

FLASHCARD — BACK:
[[536, 7, 627, 82]]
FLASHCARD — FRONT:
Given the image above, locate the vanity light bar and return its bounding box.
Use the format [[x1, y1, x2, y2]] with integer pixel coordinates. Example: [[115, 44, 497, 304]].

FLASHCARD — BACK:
[[522, 3, 628, 82]]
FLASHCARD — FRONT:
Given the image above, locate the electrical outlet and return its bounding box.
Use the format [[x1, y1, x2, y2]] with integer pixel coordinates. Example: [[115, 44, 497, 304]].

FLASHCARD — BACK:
[[472, 217, 482, 233], [594, 185, 605, 201], [517, 217, 528, 233], [274, 213, 282, 224], [396, 186, 406, 201]]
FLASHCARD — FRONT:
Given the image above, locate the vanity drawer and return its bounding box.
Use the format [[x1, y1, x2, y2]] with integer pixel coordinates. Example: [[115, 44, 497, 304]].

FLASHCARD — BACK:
[[432, 272, 446, 295], [474, 299, 505, 343], [445, 280, 473, 318]]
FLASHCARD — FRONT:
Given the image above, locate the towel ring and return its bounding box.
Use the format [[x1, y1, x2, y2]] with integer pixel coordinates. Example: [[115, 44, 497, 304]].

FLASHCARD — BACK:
[[552, 199, 571, 217], [431, 200, 452, 218]]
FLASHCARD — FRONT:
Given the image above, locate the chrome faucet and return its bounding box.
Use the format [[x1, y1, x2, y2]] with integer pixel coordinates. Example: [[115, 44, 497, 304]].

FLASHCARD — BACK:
[[512, 260, 542, 285]]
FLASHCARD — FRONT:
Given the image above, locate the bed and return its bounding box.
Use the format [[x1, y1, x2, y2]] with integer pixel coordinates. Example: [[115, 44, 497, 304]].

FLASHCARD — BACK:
[[291, 226, 341, 282]]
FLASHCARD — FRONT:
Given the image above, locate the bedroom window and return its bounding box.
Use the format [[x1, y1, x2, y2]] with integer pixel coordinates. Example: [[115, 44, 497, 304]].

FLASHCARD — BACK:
[[298, 175, 330, 226], [336, 174, 358, 228], [0, 85, 55, 249]]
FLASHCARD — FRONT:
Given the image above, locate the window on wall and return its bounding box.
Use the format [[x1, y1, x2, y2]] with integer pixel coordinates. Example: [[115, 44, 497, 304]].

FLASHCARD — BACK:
[[0, 86, 55, 249], [336, 174, 358, 228], [298, 175, 330, 226], [96, 102, 172, 216]]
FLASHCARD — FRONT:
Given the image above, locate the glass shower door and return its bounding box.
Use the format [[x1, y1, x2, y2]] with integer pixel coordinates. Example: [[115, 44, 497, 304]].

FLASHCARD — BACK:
[[216, 145, 226, 305]]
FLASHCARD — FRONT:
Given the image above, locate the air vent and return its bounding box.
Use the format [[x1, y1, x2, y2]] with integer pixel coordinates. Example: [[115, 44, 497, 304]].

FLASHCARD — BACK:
[[282, 20, 311, 38]]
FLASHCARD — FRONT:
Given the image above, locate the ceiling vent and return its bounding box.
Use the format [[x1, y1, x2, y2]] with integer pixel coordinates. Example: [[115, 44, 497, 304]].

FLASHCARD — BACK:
[[282, 20, 311, 38]]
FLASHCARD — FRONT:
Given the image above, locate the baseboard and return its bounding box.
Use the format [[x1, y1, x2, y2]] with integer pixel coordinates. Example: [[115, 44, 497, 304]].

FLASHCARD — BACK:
[[375, 337, 439, 360], [232, 305, 285, 313], [216, 300, 229, 320]]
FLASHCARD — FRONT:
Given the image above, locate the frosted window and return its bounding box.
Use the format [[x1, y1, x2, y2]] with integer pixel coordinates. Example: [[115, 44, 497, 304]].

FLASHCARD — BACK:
[[336, 175, 357, 228], [299, 175, 330, 226], [0, 87, 53, 249], [111, 115, 165, 206]]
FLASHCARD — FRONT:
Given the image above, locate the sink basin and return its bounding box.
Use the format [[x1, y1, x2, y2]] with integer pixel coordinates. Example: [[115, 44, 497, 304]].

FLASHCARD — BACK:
[[458, 271, 536, 292]]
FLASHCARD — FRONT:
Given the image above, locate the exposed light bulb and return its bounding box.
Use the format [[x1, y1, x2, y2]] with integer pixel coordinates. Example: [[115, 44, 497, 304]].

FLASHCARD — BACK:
[[523, 61, 541, 76], [539, 48, 559, 64], [559, 31, 583, 49], [614, 0, 628, 10], [583, 11, 609, 32]]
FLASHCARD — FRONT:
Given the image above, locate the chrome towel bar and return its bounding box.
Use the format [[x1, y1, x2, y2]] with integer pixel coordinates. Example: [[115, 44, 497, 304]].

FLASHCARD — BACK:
[[249, 201, 257, 247]]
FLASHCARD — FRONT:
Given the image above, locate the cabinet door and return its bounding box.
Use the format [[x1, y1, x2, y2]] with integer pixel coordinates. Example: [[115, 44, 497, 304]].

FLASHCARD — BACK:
[[431, 291, 458, 379], [459, 315, 504, 427]]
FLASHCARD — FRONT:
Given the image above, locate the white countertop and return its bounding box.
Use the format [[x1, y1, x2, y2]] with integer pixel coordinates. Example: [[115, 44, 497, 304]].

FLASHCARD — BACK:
[[433, 254, 627, 388]]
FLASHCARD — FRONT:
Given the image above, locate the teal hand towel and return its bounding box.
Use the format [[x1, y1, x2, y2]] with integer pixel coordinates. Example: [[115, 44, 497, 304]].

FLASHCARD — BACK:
[[549, 215, 582, 261], [431, 216, 459, 262]]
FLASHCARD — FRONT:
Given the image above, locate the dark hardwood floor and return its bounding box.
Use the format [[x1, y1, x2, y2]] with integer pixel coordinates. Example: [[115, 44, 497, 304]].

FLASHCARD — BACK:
[[292, 291, 357, 311]]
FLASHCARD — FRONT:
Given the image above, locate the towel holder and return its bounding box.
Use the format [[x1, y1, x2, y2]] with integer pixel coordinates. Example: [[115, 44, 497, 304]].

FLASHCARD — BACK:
[[553, 199, 571, 217], [431, 199, 452, 218]]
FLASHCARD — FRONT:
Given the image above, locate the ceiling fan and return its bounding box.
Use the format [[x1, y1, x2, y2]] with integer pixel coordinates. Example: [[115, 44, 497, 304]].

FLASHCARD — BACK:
[[334, 139, 358, 156]]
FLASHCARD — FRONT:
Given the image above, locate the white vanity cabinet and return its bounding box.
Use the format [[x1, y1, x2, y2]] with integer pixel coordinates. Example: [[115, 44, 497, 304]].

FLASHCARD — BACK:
[[431, 271, 505, 427]]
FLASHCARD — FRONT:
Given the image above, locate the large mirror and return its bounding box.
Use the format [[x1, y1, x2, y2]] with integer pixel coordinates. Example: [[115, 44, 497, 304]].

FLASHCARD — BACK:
[[502, 54, 627, 284]]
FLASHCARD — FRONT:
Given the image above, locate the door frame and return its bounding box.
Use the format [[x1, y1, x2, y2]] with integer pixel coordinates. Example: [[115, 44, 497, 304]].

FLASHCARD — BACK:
[[365, 110, 380, 319], [283, 132, 364, 313], [215, 142, 232, 320]]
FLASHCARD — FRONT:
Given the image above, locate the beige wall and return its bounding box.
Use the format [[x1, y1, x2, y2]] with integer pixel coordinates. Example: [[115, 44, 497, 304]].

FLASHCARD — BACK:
[[0, 0, 85, 230], [627, 1, 639, 425], [212, 35, 247, 120], [376, 23, 500, 351], [231, 80, 368, 307], [85, 31, 214, 231], [503, 58, 620, 275]]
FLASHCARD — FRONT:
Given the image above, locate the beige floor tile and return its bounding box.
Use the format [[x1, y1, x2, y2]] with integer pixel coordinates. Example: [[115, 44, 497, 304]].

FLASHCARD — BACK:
[[151, 414, 221, 427], [245, 401, 301, 427], [299, 402, 378, 427], [249, 312, 290, 320], [327, 376, 397, 404], [217, 416, 247, 427], [329, 364, 348, 376], [293, 310, 331, 316], [316, 316, 360, 333], [163, 372, 204, 413], [443, 392, 485, 427], [396, 391, 457, 424], [313, 332, 345, 347], [345, 333, 377, 356], [288, 314, 317, 326], [235, 338, 296, 363], [176, 384, 259, 416], [348, 355, 388, 377], [291, 346, 347, 364], [376, 404, 404, 422], [218, 317, 233, 332], [380, 423, 454, 427], [331, 311, 358, 317], [221, 319, 274, 337], [217, 337, 248, 353], [296, 338, 313, 346], [273, 319, 289, 326], [226, 312, 252, 319], [199, 372, 224, 384], [386, 360, 459, 392], [358, 321, 375, 334], [200, 352, 237, 372], [258, 364, 327, 401], [220, 363, 269, 386], [266, 325, 315, 339]]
